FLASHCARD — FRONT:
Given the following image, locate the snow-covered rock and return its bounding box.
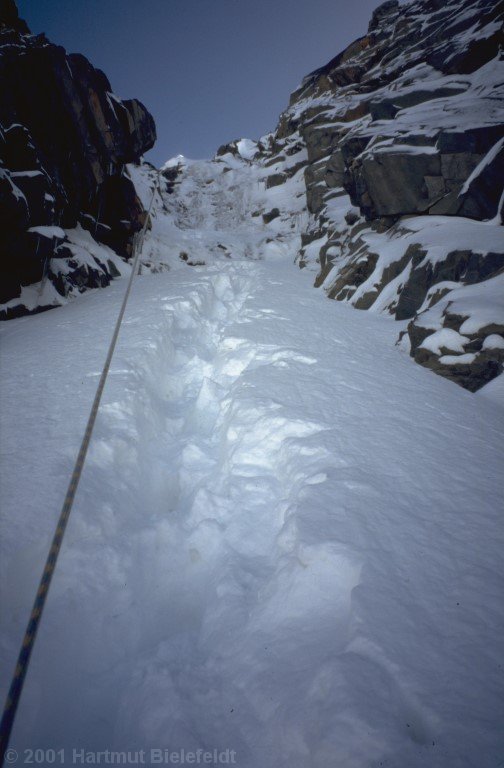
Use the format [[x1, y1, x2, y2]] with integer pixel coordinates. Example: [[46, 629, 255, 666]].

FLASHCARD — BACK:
[[264, 0, 503, 391], [0, 1, 155, 317]]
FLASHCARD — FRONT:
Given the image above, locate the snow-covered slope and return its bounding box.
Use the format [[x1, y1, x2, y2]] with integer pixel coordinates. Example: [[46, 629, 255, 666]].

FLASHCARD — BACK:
[[1, 257, 503, 767], [127, 141, 309, 273], [2, 1, 504, 764]]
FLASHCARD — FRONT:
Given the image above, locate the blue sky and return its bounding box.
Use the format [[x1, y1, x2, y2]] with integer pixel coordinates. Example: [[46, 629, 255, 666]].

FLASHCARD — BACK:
[[17, 0, 396, 166]]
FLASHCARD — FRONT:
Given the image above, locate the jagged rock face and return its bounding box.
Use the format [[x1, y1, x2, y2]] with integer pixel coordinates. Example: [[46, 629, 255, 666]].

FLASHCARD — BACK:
[[266, 0, 503, 391], [0, 0, 156, 311], [289, 0, 502, 222], [0, 0, 27, 33]]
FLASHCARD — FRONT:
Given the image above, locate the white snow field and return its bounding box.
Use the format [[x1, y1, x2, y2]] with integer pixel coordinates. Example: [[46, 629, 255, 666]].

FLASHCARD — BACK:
[[1, 253, 503, 768]]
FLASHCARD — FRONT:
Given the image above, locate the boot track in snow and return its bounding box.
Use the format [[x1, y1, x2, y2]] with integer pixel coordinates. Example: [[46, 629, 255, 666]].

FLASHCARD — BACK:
[[0, 260, 503, 768]]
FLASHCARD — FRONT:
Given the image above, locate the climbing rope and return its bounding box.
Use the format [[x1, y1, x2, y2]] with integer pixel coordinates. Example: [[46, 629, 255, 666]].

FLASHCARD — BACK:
[[0, 173, 160, 763]]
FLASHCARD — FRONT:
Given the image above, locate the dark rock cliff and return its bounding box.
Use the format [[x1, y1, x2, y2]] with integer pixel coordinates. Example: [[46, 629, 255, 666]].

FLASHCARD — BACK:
[[0, 0, 156, 317], [262, 0, 504, 391]]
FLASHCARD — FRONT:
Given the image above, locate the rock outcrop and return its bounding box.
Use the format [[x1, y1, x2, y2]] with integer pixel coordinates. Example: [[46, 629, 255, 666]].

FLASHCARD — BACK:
[[0, 0, 156, 317], [263, 0, 504, 391]]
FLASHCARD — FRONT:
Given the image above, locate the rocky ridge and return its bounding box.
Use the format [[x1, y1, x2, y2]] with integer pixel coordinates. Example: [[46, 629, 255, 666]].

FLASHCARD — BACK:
[[259, 0, 504, 390], [0, 0, 156, 318]]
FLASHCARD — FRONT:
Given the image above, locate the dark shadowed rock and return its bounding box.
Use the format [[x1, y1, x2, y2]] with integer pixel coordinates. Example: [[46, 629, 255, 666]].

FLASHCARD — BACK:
[[353, 150, 442, 218], [369, 87, 466, 122], [0, 0, 156, 310], [0, 0, 29, 33], [458, 140, 504, 222], [368, 1, 400, 32], [262, 208, 280, 224], [327, 252, 379, 301], [266, 173, 288, 189], [410, 338, 504, 392]]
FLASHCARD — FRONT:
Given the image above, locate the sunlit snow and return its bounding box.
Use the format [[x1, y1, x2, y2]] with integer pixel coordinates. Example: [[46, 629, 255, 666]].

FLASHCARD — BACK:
[[1, 249, 503, 768]]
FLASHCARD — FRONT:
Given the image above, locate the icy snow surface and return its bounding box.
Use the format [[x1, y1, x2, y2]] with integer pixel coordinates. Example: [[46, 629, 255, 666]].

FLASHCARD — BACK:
[[1, 252, 503, 767]]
